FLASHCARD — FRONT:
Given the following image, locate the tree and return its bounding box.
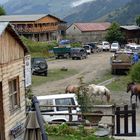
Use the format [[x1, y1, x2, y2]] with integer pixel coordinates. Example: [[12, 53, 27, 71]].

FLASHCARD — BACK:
[[129, 62, 140, 83], [105, 22, 125, 44], [0, 6, 6, 15], [136, 16, 140, 26]]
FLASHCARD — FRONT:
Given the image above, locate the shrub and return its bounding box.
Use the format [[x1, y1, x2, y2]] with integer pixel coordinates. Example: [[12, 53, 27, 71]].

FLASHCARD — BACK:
[[21, 36, 58, 57], [129, 62, 140, 83]]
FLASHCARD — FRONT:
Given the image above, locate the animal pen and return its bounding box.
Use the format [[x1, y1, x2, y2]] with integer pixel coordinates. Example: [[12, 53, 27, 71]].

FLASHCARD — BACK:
[[38, 104, 137, 136], [39, 104, 116, 135]]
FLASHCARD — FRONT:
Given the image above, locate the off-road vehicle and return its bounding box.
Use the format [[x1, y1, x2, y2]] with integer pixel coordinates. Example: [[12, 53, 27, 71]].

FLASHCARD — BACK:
[[31, 58, 48, 76]]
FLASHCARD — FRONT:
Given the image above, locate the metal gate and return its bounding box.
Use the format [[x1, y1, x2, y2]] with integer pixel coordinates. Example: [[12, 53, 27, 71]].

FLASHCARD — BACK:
[[115, 103, 136, 136]]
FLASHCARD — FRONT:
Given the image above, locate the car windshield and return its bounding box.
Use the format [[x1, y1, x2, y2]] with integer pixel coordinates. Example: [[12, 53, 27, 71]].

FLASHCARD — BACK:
[[84, 46, 90, 49], [71, 48, 80, 52], [32, 58, 46, 64], [104, 43, 109, 45], [112, 44, 118, 47]]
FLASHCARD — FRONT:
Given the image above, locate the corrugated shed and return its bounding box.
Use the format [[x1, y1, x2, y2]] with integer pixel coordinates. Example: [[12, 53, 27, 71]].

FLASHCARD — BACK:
[[120, 25, 140, 30], [75, 22, 111, 32], [0, 22, 29, 54]]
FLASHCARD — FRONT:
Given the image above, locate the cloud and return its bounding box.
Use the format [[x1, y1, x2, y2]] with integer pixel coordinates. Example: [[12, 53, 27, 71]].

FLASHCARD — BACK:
[[0, 0, 9, 4], [72, 0, 96, 7]]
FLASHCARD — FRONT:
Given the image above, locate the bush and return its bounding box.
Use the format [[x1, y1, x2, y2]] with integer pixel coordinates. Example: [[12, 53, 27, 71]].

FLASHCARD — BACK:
[[21, 36, 58, 57], [129, 62, 140, 83]]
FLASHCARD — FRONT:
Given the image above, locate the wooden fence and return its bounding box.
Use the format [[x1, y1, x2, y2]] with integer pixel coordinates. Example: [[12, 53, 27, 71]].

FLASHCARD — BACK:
[[39, 104, 115, 135], [115, 103, 136, 136]]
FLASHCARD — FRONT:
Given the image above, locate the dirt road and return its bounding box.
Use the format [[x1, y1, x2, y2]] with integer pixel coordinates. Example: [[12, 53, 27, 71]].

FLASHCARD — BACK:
[[32, 52, 112, 96]]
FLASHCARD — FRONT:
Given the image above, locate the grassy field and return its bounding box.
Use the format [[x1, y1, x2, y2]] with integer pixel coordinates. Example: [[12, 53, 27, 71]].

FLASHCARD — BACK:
[[32, 68, 78, 87], [106, 75, 131, 92]]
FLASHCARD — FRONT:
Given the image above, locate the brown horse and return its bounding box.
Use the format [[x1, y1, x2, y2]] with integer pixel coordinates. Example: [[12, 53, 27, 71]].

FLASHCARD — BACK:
[[127, 82, 140, 104], [65, 85, 79, 93]]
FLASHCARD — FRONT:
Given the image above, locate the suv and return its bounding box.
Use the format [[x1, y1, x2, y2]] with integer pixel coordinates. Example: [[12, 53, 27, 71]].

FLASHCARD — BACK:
[[70, 48, 87, 60], [31, 58, 48, 76], [87, 42, 100, 53], [83, 45, 92, 54], [37, 93, 81, 122]]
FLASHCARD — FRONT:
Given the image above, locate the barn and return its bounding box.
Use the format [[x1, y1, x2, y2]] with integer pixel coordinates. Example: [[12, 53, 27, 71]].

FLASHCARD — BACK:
[[0, 22, 29, 140], [66, 22, 111, 43]]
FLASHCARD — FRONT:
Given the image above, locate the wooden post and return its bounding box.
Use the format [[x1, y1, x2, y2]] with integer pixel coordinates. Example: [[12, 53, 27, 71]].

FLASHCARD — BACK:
[[116, 107, 120, 135], [68, 107, 72, 122], [124, 105, 128, 134], [132, 103, 136, 136], [111, 105, 115, 135]]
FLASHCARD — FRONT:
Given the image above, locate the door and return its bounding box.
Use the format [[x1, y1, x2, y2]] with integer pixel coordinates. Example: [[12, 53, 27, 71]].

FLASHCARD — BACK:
[[0, 82, 5, 140]]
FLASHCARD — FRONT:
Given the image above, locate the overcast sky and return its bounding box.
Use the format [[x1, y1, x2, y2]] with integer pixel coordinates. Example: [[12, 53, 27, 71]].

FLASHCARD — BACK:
[[0, 0, 9, 4], [72, 0, 96, 7], [0, 0, 96, 5]]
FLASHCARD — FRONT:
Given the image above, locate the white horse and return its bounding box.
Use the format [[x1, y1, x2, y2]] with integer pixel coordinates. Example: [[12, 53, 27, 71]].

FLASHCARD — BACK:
[[87, 84, 111, 103]]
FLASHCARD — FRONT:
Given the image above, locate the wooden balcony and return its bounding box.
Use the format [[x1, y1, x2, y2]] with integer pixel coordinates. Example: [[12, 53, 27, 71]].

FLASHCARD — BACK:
[[16, 25, 67, 33]]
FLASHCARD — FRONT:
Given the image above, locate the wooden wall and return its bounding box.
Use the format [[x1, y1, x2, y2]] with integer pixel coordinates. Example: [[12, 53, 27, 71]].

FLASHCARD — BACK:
[[0, 29, 24, 64], [1, 59, 26, 140], [0, 28, 26, 140], [36, 15, 59, 23]]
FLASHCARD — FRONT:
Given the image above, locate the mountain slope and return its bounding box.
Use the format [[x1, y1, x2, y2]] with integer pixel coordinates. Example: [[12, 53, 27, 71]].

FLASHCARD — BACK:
[[97, 0, 140, 24], [3, 0, 76, 18], [64, 0, 131, 23]]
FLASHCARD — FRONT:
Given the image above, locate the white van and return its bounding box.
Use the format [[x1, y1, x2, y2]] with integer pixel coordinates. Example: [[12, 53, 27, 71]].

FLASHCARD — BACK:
[[110, 42, 120, 52], [37, 93, 81, 122], [102, 41, 110, 51]]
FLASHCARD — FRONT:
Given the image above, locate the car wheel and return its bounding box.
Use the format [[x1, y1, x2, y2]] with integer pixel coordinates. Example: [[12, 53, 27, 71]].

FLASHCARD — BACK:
[[44, 71, 48, 76]]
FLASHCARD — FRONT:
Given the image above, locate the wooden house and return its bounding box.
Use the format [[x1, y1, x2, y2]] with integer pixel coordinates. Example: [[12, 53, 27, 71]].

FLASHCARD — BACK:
[[120, 25, 140, 44], [0, 14, 67, 42], [66, 22, 111, 43], [0, 22, 29, 140]]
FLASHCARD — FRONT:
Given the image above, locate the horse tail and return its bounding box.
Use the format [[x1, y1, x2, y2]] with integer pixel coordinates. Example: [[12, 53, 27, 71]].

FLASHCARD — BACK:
[[105, 89, 111, 103], [65, 85, 69, 93]]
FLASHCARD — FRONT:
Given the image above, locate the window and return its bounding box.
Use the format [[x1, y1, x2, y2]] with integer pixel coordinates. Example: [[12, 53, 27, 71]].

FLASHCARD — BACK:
[[9, 77, 20, 112], [39, 99, 54, 112], [55, 98, 75, 111]]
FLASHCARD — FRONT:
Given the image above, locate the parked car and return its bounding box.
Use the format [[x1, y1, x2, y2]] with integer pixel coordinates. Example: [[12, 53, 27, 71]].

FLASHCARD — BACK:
[[83, 45, 92, 54], [70, 48, 87, 60], [125, 43, 140, 53], [99, 41, 110, 51], [37, 93, 81, 122], [110, 42, 120, 52], [87, 42, 100, 53], [31, 57, 48, 76]]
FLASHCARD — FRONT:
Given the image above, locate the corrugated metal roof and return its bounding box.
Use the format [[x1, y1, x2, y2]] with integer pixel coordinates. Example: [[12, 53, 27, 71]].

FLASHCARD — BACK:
[[0, 14, 47, 22], [0, 22, 9, 35], [120, 25, 140, 30], [75, 22, 111, 32]]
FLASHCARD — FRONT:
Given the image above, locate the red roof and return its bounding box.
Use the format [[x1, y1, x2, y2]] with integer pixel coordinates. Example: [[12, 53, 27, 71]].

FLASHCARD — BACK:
[[75, 22, 111, 32]]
